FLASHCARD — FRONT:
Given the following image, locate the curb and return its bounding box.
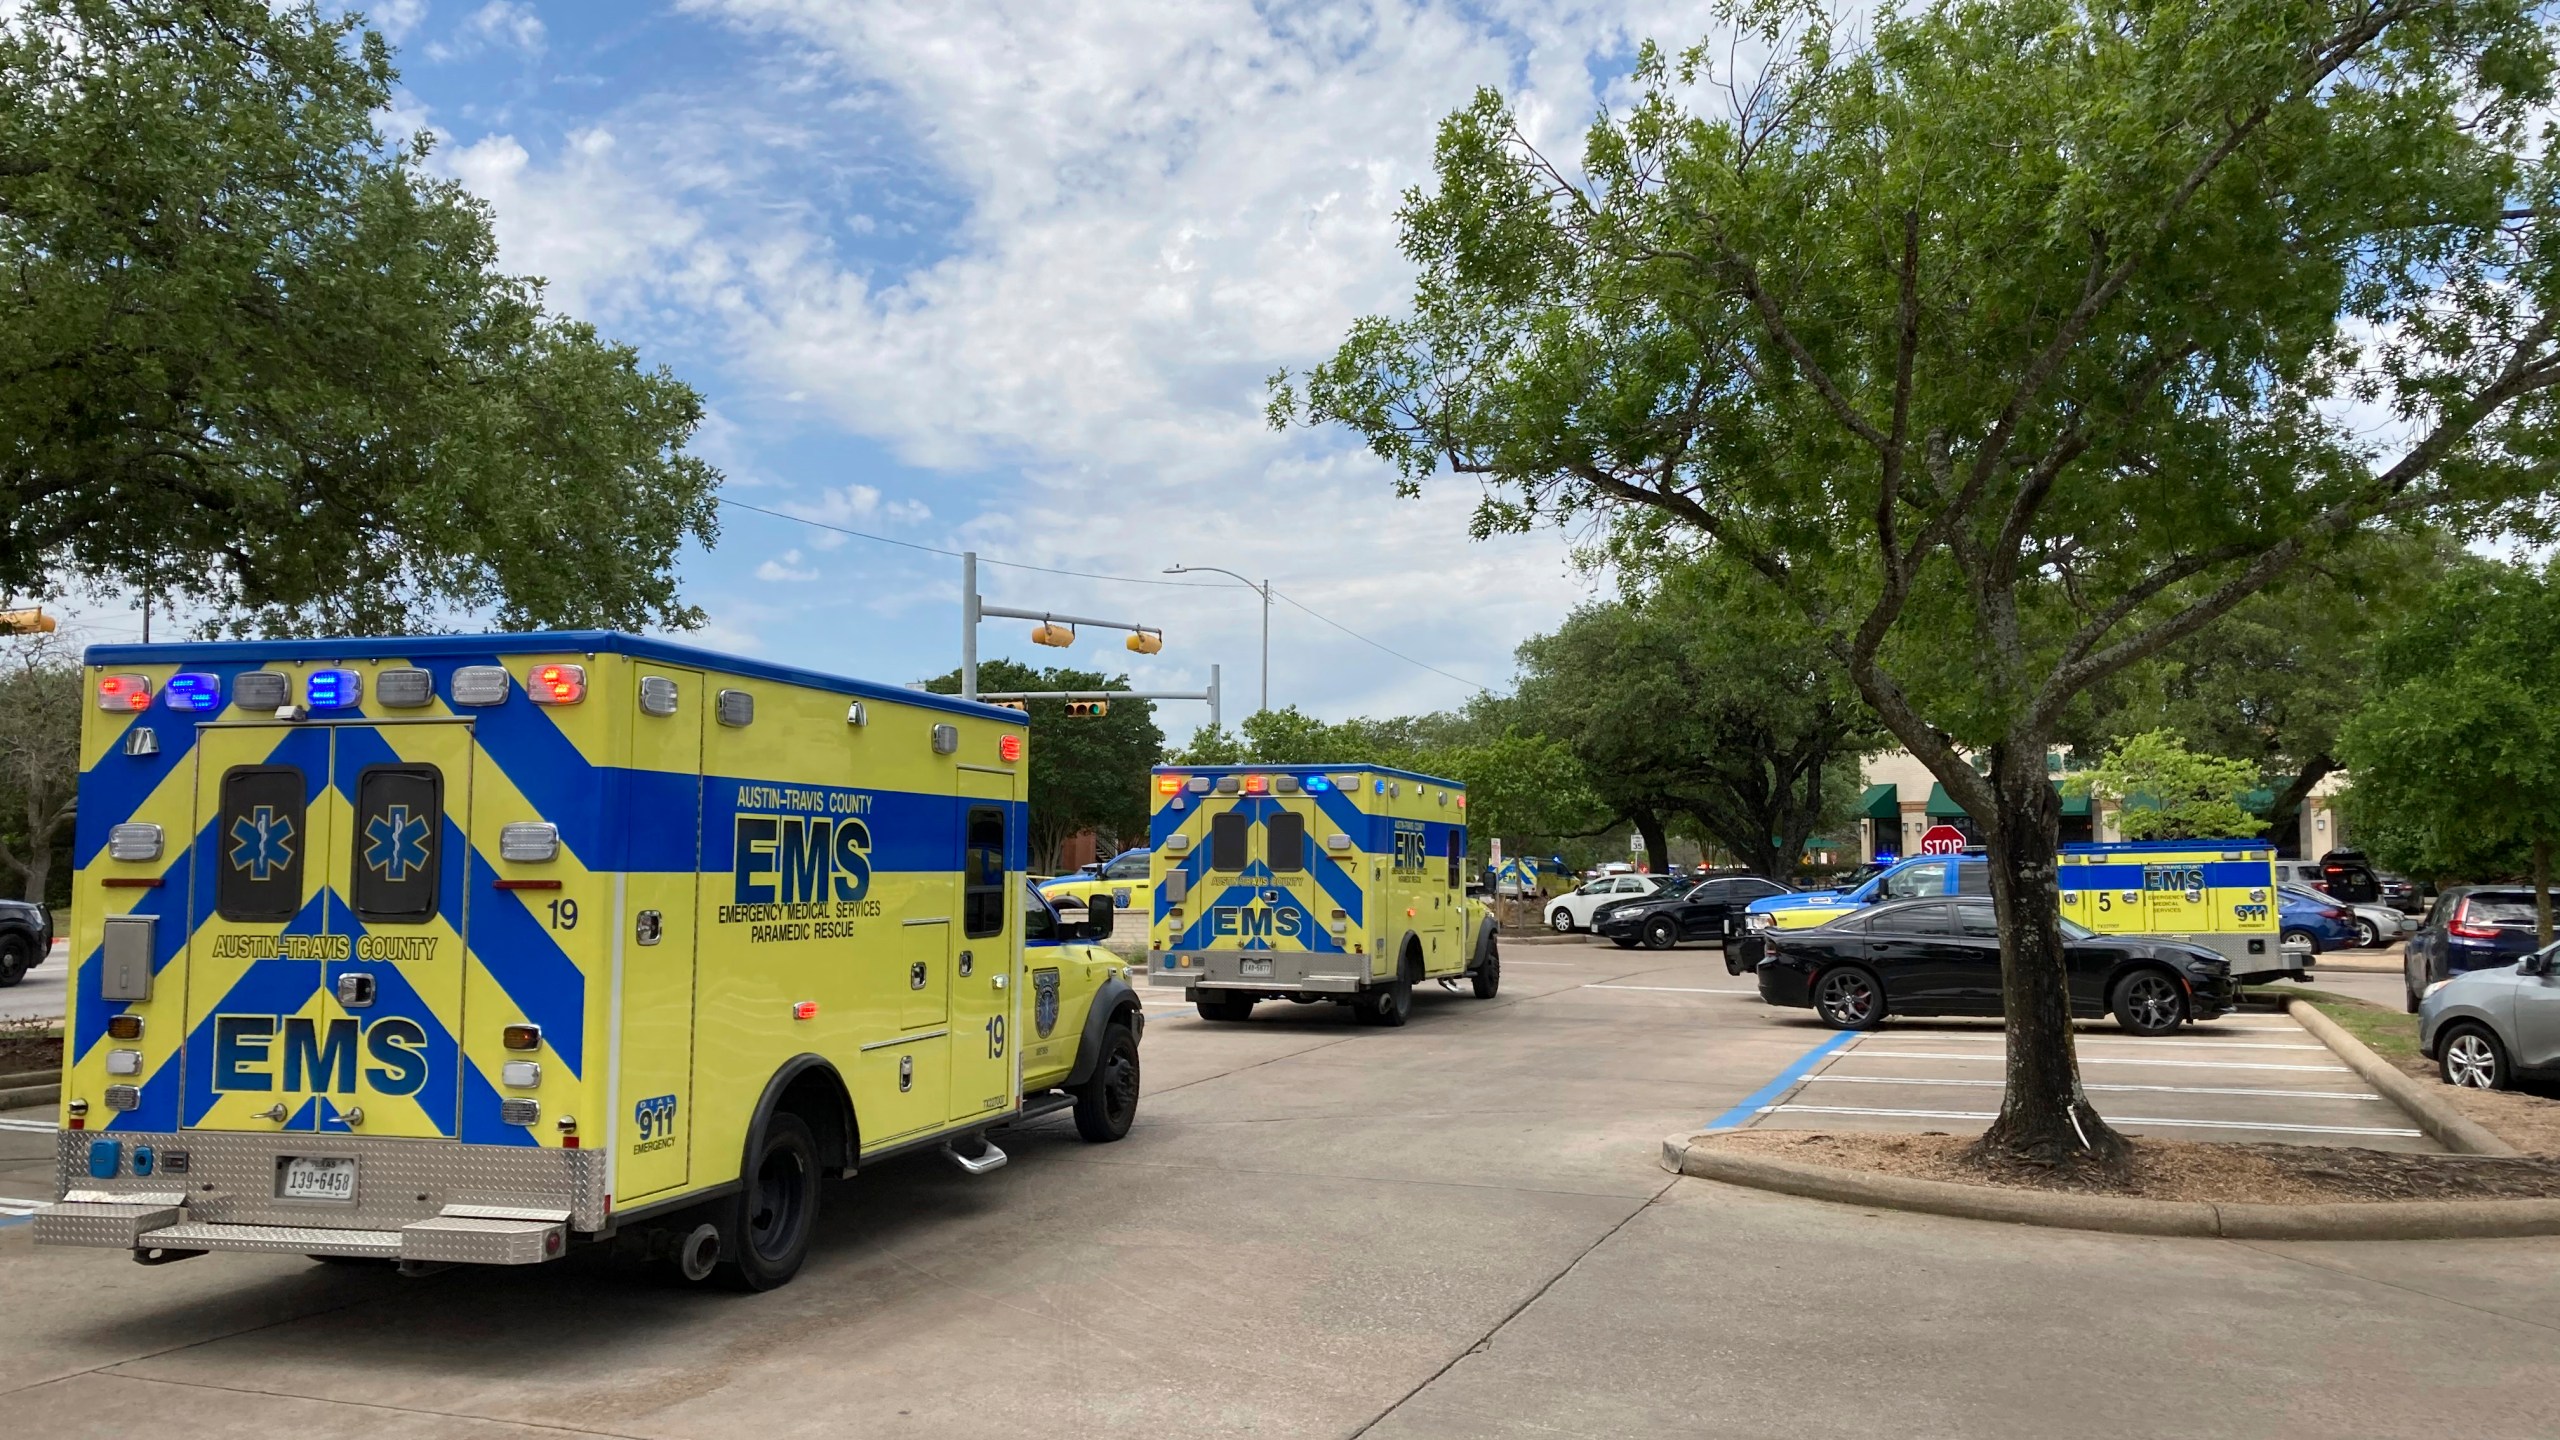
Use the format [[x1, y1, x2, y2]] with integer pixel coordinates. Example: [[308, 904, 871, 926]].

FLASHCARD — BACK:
[[0, 1083, 57, 1110], [1659, 1135, 2560, 1240], [2285, 999, 2516, 1157]]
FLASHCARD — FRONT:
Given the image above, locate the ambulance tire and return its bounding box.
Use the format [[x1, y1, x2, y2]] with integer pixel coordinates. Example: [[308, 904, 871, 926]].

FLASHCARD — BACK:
[[719, 1112, 819, 1292], [1072, 1021, 1140, 1142], [1361, 980, 1413, 1027], [1471, 938, 1501, 999]]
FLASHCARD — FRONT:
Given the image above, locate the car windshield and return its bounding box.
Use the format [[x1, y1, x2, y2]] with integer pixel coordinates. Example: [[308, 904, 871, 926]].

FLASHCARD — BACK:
[[2059, 916, 2095, 941], [1103, 852, 1148, 879]]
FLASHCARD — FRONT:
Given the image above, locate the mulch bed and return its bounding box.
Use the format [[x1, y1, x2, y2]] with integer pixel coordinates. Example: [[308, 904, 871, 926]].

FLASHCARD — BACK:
[[0, 1021, 62, 1076], [1700, 1129, 2560, 1205]]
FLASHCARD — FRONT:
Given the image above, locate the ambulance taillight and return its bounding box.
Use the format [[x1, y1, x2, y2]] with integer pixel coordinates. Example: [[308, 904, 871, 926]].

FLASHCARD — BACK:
[[95, 674, 150, 711], [1157, 775, 1183, 794]]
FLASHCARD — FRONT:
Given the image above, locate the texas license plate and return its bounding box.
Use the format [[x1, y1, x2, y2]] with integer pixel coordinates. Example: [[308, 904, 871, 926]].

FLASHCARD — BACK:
[[277, 1155, 357, 1202], [1239, 958, 1273, 978]]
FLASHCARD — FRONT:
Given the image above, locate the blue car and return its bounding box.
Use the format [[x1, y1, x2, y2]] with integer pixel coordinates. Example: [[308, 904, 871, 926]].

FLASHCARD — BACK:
[[2403, 885, 2546, 1012], [2278, 885, 2356, 953]]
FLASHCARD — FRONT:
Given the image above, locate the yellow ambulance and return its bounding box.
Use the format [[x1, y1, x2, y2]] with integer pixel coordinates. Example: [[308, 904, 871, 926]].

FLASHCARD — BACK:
[[1147, 765, 1500, 1025], [37, 632, 1143, 1290]]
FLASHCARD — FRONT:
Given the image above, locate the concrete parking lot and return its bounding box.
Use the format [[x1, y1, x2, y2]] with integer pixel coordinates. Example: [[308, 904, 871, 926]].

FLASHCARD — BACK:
[[3, 937, 2554, 1439]]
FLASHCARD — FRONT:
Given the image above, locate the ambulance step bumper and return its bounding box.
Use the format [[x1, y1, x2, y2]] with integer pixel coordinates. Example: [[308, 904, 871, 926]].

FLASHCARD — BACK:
[[34, 1200, 569, 1265]]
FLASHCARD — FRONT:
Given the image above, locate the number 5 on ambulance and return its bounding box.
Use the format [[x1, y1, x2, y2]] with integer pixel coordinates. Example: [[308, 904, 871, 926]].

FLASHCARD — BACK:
[[1147, 765, 1501, 1028], [37, 631, 1143, 1290]]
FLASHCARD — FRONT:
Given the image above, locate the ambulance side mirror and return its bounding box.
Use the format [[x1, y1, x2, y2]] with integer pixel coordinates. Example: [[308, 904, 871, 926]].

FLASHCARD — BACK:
[[1081, 894, 1116, 941]]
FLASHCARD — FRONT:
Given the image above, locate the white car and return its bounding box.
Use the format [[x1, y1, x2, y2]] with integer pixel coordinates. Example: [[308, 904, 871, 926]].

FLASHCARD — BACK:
[[1548, 874, 1666, 932]]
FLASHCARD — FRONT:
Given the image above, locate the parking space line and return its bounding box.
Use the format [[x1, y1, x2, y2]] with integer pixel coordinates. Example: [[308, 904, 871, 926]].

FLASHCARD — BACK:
[[1764, 1104, 2421, 1138], [0, 1118, 56, 1133], [1868, 1036, 2328, 1052], [1582, 983, 1760, 994], [1800, 1074, 2381, 1101], [1846, 1050, 2349, 1072], [0, 1197, 43, 1214], [1703, 1030, 1861, 1131]]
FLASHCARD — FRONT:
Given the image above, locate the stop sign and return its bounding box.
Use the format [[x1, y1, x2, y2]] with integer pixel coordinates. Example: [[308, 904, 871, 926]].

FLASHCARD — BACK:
[[1917, 825, 1968, 856]]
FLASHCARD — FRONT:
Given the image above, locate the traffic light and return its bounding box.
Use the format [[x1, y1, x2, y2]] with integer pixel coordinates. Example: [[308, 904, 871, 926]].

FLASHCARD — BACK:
[[1065, 700, 1110, 717], [1030, 622, 1074, 647], [1125, 629, 1162, 655], [994, 700, 1028, 713], [0, 608, 56, 634]]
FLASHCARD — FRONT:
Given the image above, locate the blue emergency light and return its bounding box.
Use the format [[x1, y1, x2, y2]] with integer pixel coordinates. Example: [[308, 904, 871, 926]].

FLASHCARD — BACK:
[[163, 672, 222, 712], [1304, 775, 1332, 793], [305, 668, 361, 710]]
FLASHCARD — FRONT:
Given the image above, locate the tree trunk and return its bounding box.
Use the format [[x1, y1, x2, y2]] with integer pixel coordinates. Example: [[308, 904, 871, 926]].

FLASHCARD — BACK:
[[1631, 806, 1670, 874], [21, 845, 47, 905], [2535, 840, 2552, 948], [2263, 753, 2336, 853], [1973, 747, 2129, 1172]]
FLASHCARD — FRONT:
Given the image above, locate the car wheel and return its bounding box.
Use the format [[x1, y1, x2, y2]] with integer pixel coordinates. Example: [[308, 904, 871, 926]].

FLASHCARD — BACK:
[[719, 1113, 819, 1292], [2353, 917, 2383, 948], [0, 933, 29, 987], [1548, 907, 1576, 934], [2282, 927, 2319, 953], [1611, 936, 1640, 949], [1195, 994, 1254, 1022], [2440, 1024, 2510, 1090], [1470, 938, 1500, 999], [2405, 982, 2422, 1015], [2110, 970, 2185, 1036], [1072, 1022, 1140, 1142], [1643, 917, 1680, 951], [1359, 979, 1414, 1028], [1812, 966, 1885, 1030]]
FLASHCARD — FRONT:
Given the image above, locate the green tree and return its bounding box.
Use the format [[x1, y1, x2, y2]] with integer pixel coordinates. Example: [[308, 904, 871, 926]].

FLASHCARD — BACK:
[[0, 635, 79, 904], [1280, 1, 2560, 1167], [1515, 562, 1884, 880], [2338, 561, 2560, 942], [926, 660, 1163, 873], [0, 0, 720, 632], [2069, 731, 2265, 841]]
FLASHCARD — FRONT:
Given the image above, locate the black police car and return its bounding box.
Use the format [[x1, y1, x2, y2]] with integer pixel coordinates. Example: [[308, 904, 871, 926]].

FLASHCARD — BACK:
[[0, 898, 52, 986], [1593, 873, 1792, 950]]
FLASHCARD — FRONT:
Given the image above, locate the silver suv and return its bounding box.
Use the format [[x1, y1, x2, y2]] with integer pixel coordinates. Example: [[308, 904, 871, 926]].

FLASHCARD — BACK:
[[2418, 942, 2560, 1089]]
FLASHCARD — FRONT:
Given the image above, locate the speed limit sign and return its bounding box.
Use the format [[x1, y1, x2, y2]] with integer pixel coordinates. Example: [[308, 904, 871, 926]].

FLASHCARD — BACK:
[[1918, 824, 1968, 856]]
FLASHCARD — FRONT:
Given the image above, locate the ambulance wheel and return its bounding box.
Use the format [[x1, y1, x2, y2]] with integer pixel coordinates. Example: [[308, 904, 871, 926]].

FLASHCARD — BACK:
[[1196, 994, 1255, 1022], [1361, 980, 1413, 1027], [1073, 1022, 1140, 1142], [720, 1112, 818, 1292], [1471, 939, 1501, 999]]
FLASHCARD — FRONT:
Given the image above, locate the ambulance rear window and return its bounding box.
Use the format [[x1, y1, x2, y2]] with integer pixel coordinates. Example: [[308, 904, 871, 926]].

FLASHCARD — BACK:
[[217, 766, 306, 923], [1209, 812, 1249, 871], [1267, 812, 1305, 872], [963, 806, 1006, 938], [353, 766, 442, 924]]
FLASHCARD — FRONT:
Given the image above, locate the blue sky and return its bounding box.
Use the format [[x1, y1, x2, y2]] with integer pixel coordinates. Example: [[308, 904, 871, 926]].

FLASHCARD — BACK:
[[71, 1, 1717, 737]]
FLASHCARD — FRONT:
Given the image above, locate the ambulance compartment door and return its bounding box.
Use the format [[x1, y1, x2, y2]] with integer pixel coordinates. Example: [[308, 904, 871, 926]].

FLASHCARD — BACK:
[[948, 770, 1017, 1123], [325, 721, 472, 1138], [621, 665, 703, 1201], [183, 724, 335, 1133]]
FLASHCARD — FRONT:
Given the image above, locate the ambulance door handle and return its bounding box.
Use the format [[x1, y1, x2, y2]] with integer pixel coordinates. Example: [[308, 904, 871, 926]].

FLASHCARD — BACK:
[[993, 973, 1007, 990], [958, 950, 974, 978], [910, 962, 928, 990]]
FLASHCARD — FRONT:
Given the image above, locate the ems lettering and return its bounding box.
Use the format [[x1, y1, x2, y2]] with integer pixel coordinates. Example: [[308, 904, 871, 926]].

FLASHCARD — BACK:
[[1209, 904, 1302, 938], [210, 1013, 429, 1096], [734, 814, 872, 905]]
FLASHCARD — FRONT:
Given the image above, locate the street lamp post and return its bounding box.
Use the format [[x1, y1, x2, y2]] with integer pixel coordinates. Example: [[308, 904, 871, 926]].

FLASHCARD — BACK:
[[1165, 564, 1269, 716]]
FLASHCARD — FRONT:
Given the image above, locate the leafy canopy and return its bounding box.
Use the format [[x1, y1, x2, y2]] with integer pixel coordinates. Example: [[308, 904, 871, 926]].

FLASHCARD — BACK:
[[2339, 560, 2560, 900], [2067, 730, 2264, 841], [0, 0, 720, 632]]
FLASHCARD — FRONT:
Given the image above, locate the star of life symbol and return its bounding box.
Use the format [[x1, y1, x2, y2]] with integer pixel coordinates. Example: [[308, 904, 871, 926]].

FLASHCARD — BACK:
[[228, 805, 296, 880], [365, 804, 432, 882]]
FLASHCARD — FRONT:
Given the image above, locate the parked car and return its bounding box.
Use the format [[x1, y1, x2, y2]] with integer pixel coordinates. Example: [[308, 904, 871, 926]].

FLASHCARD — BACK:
[[2268, 871, 2407, 947], [2418, 942, 2560, 1089], [1756, 896, 2237, 1035], [2376, 871, 2423, 915], [1548, 873, 1667, 932], [1593, 874, 1794, 949], [2278, 885, 2358, 952], [0, 899, 49, 986], [2403, 886, 2547, 1011]]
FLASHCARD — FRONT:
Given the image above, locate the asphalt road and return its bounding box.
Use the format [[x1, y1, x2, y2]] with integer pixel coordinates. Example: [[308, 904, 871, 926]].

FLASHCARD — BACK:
[[3, 938, 2554, 1438], [0, 941, 69, 1025]]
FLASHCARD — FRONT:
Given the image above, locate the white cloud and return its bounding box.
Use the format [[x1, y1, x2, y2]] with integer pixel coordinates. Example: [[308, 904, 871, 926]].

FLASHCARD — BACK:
[[753, 548, 818, 583], [428, 0, 546, 61], [439, 2, 1710, 715], [363, 0, 429, 42]]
